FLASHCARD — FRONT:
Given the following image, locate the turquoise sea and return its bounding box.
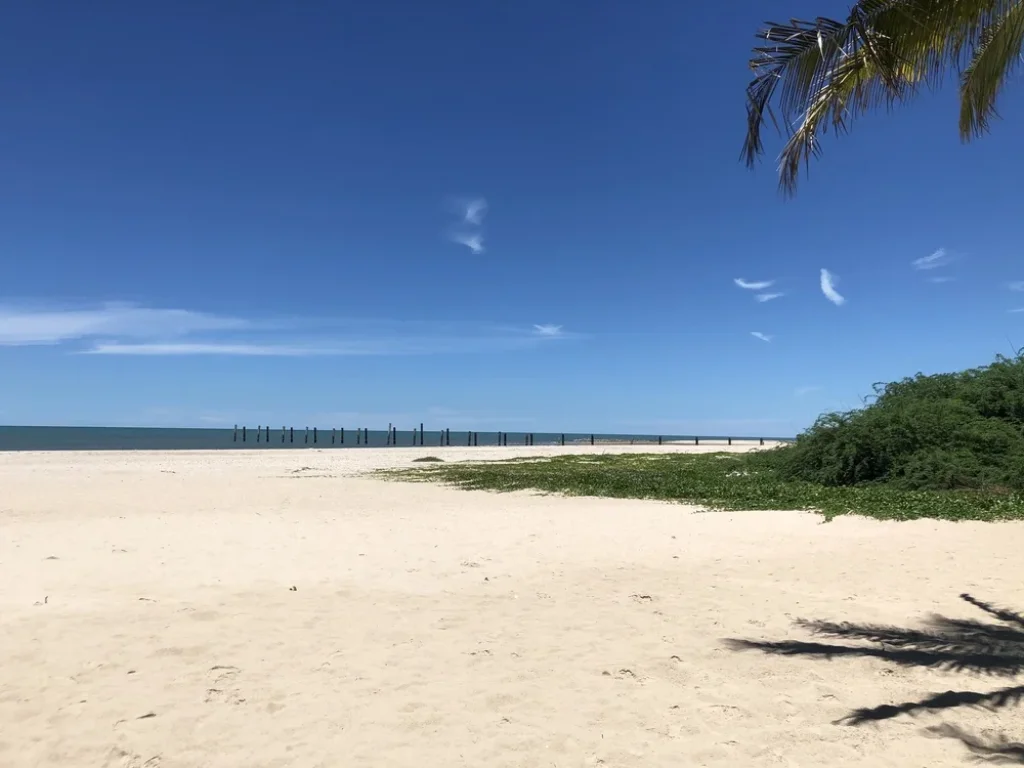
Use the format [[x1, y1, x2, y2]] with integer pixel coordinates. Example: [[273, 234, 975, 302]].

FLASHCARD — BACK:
[[0, 425, 794, 451]]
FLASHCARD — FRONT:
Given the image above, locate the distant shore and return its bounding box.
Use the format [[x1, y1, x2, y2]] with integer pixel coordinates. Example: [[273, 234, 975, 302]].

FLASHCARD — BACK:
[[0, 424, 794, 452]]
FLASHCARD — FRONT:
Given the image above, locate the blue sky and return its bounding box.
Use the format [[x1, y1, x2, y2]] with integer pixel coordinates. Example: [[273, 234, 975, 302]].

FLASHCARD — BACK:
[[3, 0, 1024, 435]]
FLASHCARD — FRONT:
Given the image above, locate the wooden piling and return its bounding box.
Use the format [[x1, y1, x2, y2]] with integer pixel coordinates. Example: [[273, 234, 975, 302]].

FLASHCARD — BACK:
[[242, 426, 247, 442], [364, 428, 369, 444], [340, 427, 344, 444], [233, 425, 238, 442], [313, 427, 317, 444], [474, 432, 478, 446], [282, 426, 286, 443], [445, 428, 450, 446], [590, 434, 594, 445], [256, 425, 261, 443], [290, 427, 294, 443]]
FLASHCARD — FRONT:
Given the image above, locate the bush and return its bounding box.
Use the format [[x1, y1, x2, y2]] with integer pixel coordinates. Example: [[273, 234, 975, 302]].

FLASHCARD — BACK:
[[762, 354, 1024, 491]]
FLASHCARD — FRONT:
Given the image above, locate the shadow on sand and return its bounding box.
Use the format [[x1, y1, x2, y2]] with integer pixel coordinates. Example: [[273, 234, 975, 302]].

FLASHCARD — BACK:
[[726, 594, 1024, 762]]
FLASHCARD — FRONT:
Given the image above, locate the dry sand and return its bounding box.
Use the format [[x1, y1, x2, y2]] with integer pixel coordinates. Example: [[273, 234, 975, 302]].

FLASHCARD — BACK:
[[2, 444, 1023, 767]]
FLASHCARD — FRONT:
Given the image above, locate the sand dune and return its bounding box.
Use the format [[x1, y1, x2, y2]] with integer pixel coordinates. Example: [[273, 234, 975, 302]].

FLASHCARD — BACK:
[[1, 446, 1022, 767]]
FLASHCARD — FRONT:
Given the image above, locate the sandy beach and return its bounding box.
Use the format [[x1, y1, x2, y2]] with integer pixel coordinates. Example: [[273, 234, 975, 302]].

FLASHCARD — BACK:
[[2, 445, 1023, 767]]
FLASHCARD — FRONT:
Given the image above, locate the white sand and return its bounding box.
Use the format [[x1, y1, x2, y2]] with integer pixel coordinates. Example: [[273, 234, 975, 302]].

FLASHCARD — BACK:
[[2, 445, 1023, 767]]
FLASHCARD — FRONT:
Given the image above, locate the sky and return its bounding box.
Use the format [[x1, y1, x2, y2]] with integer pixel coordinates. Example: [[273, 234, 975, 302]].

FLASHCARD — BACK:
[[3, 0, 1024, 436]]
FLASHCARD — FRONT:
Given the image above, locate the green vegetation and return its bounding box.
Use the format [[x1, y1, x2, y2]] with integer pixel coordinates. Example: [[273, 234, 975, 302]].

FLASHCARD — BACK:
[[743, 0, 1024, 194], [411, 456, 445, 463], [389, 452, 1024, 521], [765, 353, 1024, 491], [390, 355, 1024, 521]]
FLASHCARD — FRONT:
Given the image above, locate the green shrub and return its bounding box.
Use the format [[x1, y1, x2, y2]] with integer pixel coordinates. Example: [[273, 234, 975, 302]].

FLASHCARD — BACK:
[[763, 353, 1024, 490]]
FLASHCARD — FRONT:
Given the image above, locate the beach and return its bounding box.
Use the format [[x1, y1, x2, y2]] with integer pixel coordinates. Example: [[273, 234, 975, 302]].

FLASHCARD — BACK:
[[2, 445, 1022, 767]]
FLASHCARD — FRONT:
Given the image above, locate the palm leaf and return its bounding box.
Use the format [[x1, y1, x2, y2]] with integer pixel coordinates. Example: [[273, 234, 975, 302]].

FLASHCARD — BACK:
[[743, 0, 1018, 195], [960, 0, 1024, 136]]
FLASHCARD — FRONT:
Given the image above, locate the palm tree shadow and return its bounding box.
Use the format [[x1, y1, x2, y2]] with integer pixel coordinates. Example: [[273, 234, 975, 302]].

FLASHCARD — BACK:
[[927, 724, 1024, 764], [724, 593, 1024, 761]]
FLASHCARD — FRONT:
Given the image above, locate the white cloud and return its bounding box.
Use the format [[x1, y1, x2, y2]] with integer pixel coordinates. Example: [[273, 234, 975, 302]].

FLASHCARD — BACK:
[[912, 248, 951, 270], [820, 269, 846, 306], [755, 292, 784, 302], [1, 302, 578, 357], [750, 331, 772, 343], [462, 198, 488, 226], [734, 278, 774, 291], [1009, 281, 1024, 292], [0, 302, 248, 346], [1009, 308, 1024, 313], [928, 276, 955, 284], [451, 232, 485, 254], [85, 332, 573, 357], [85, 342, 339, 356], [446, 196, 487, 253]]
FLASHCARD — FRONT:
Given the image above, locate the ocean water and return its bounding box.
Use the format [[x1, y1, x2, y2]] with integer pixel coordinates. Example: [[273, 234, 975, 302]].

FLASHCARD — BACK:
[[0, 425, 793, 452]]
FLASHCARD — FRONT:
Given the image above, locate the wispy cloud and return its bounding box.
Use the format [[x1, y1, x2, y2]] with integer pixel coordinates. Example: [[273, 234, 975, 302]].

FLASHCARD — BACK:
[[1009, 281, 1024, 292], [0, 302, 249, 346], [450, 232, 485, 255], [86, 342, 339, 356], [734, 278, 774, 291], [1, 301, 577, 357], [912, 248, 952, 271], [461, 198, 487, 226], [750, 331, 772, 343], [1009, 308, 1024, 313], [447, 195, 487, 254], [755, 292, 784, 302], [820, 269, 846, 306], [87, 331, 572, 357], [928, 275, 955, 284]]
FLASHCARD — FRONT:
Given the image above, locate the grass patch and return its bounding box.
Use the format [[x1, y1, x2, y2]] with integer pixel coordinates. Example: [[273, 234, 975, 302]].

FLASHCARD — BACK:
[[411, 455, 445, 463], [385, 452, 1024, 521]]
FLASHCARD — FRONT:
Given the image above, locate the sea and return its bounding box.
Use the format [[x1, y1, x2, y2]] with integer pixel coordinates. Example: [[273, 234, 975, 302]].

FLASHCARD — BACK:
[[0, 425, 793, 451]]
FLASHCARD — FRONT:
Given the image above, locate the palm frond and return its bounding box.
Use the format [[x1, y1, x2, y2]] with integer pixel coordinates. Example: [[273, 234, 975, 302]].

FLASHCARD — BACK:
[[960, 1, 1024, 137], [743, 0, 1019, 195]]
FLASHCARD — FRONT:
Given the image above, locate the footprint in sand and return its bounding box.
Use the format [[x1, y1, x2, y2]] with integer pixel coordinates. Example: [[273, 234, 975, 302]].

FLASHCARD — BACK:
[[205, 665, 246, 705], [104, 747, 161, 768]]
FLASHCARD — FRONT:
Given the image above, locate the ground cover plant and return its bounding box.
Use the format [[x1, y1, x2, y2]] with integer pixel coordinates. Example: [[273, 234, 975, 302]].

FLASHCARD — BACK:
[[389, 355, 1024, 520]]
